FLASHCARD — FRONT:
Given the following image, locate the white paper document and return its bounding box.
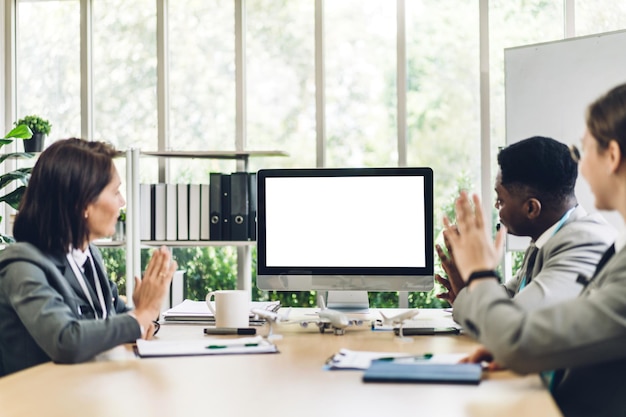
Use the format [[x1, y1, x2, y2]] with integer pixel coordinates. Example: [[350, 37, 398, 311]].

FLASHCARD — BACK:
[[325, 348, 468, 370], [136, 336, 278, 357]]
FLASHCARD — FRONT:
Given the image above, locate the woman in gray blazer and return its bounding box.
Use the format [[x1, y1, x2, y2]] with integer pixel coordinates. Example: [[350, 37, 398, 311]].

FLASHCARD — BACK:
[[445, 82, 626, 417], [0, 138, 176, 376]]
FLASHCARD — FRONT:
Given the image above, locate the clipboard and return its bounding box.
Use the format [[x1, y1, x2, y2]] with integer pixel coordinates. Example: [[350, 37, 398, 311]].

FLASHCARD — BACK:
[[135, 336, 278, 358]]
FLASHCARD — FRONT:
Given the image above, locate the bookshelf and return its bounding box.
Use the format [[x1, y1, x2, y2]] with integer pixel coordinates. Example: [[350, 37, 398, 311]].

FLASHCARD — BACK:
[[123, 149, 288, 305]]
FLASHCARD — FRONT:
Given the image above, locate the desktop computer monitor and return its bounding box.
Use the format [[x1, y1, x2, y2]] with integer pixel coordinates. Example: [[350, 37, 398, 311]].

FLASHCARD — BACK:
[[256, 167, 434, 310]]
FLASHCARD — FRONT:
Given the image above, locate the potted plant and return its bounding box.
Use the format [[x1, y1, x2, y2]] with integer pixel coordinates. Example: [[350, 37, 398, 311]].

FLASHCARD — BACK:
[[0, 124, 35, 243], [114, 208, 126, 241], [14, 115, 51, 153]]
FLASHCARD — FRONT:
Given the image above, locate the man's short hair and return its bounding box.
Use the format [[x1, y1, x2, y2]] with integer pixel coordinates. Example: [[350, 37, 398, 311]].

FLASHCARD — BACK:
[[497, 136, 577, 204]]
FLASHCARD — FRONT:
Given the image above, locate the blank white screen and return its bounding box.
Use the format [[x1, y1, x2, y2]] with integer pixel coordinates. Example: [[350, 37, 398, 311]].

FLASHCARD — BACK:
[[264, 176, 426, 268]]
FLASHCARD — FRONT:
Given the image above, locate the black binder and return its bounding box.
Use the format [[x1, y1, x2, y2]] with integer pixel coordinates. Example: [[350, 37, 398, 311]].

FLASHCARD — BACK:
[[230, 172, 249, 241], [149, 184, 158, 240], [209, 173, 223, 240], [221, 174, 232, 241], [248, 172, 257, 241]]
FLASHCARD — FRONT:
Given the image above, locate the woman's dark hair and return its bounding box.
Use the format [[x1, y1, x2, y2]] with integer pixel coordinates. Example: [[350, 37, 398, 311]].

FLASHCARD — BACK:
[[13, 138, 119, 254], [586, 83, 626, 155]]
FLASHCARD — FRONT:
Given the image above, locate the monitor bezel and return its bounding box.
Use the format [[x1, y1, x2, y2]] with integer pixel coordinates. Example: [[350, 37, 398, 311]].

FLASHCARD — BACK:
[[256, 167, 434, 291]]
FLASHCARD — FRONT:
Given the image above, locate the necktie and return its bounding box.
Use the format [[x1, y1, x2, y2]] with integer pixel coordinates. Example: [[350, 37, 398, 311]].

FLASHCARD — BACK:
[[82, 259, 97, 291], [82, 259, 104, 318], [518, 244, 539, 290]]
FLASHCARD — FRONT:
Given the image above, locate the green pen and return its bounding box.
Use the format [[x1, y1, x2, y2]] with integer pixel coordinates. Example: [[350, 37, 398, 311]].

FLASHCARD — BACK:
[[206, 343, 259, 349]]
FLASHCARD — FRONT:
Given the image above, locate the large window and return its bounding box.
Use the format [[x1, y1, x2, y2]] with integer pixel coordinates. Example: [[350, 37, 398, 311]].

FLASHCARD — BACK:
[[93, 0, 157, 151], [170, 0, 235, 154], [16, 0, 80, 144], [10, 0, 626, 306], [405, 0, 480, 224], [247, 0, 316, 170], [575, 0, 626, 36], [325, 0, 397, 168], [169, 0, 236, 183]]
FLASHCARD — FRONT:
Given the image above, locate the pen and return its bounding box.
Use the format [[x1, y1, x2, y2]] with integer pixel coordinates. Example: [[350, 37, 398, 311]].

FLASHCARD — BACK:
[[376, 353, 433, 362], [206, 343, 259, 349], [204, 328, 256, 335]]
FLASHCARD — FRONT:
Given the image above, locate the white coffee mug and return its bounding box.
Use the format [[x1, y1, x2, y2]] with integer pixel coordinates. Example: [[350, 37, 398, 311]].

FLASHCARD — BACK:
[[205, 290, 250, 328]]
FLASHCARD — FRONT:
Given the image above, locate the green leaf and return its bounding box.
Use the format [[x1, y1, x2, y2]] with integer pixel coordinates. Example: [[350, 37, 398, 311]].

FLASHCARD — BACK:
[[0, 186, 26, 210], [1, 233, 16, 244], [0, 125, 33, 151], [0, 152, 35, 165], [0, 169, 31, 190], [4, 125, 33, 139]]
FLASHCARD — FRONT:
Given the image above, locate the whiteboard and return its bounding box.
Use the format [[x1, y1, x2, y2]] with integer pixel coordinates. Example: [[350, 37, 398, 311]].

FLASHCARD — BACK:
[[504, 29, 626, 250]]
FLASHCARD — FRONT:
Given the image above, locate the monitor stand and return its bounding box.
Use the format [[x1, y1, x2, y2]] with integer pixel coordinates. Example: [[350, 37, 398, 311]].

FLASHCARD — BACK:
[[325, 291, 370, 313]]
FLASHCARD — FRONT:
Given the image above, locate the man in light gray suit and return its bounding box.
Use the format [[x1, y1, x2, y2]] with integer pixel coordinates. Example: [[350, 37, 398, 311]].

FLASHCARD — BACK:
[[436, 136, 615, 310]]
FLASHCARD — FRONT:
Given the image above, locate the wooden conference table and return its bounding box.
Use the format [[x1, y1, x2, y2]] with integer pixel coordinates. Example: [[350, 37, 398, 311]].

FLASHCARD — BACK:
[[0, 309, 562, 417]]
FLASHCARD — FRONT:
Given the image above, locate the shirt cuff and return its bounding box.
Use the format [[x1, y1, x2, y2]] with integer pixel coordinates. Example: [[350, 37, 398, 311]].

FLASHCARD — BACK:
[[127, 312, 146, 339]]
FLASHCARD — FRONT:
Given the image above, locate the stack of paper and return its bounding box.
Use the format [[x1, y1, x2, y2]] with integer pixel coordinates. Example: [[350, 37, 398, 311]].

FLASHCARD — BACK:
[[161, 299, 280, 323], [136, 336, 278, 357]]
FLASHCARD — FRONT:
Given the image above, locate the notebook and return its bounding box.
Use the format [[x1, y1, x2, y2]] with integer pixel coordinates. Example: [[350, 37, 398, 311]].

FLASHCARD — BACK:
[[362, 361, 482, 385]]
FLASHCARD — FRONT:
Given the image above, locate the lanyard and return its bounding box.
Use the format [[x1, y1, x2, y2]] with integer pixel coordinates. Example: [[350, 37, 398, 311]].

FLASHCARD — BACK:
[[519, 207, 576, 291], [552, 206, 575, 237], [66, 252, 108, 320]]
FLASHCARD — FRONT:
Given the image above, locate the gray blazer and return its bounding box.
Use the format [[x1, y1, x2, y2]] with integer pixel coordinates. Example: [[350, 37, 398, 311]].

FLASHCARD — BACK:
[[0, 243, 141, 376], [502, 206, 616, 310], [454, 243, 626, 417]]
